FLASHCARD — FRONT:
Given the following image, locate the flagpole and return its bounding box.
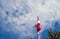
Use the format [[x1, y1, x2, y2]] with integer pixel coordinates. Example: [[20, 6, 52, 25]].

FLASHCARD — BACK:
[[38, 31, 40, 39], [36, 16, 41, 39]]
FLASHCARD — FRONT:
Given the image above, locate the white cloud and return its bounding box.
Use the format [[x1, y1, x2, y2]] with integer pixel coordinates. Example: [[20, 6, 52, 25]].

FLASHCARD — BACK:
[[0, 0, 60, 39]]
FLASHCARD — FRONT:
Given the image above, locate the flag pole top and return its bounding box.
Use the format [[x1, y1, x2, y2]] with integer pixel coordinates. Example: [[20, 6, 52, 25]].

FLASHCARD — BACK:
[[37, 16, 40, 23]]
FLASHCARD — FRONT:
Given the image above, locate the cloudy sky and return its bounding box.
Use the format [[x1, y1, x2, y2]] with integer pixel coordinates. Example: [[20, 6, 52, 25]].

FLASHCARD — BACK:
[[0, 0, 60, 39]]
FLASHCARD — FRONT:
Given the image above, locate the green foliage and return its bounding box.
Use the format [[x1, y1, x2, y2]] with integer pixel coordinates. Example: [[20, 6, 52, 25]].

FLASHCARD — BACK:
[[47, 29, 60, 39]]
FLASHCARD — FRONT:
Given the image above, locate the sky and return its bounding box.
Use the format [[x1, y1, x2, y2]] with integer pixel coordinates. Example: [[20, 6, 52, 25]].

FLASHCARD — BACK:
[[0, 0, 60, 39]]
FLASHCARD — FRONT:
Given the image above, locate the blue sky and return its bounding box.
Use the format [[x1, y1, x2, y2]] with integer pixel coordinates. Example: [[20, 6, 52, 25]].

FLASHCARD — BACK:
[[0, 0, 60, 39]]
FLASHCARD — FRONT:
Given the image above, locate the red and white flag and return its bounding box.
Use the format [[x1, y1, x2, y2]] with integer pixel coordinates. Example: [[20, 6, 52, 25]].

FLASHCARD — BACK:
[[36, 17, 41, 32]]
